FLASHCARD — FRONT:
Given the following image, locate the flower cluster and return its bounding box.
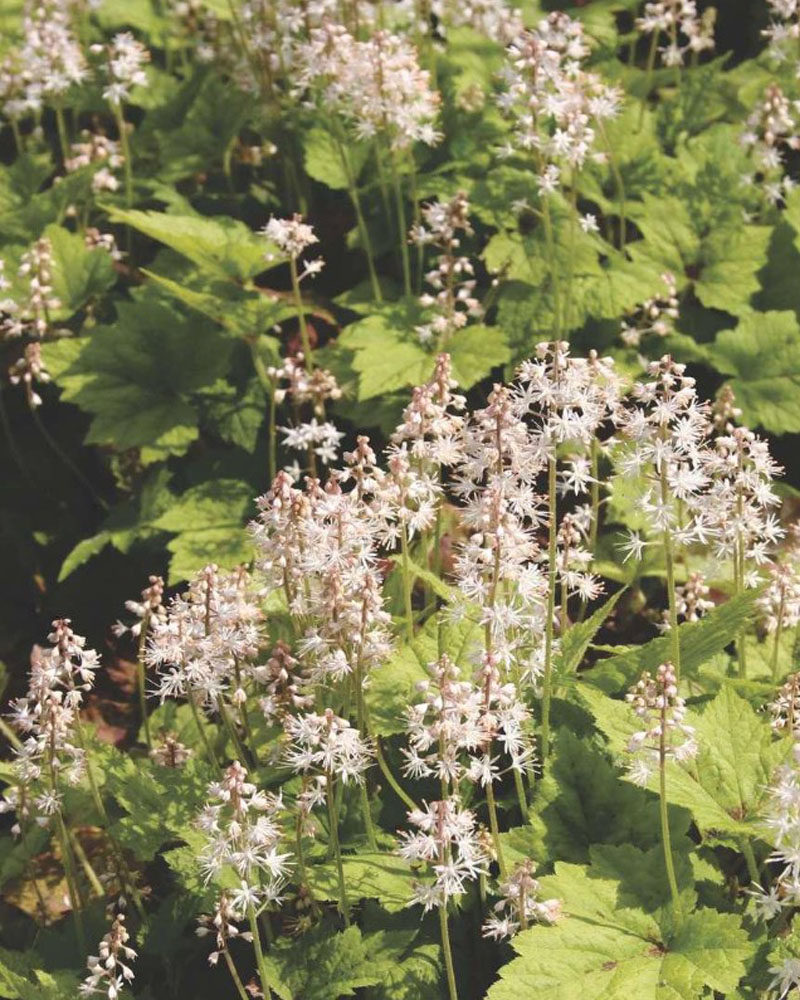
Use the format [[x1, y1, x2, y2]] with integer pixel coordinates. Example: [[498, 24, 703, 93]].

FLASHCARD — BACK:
[[635, 1, 716, 68], [146, 564, 263, 715], [741, 84, 800, 205], [198, 762, 290, 915], [431, 0, 524, 45], [758, 742, 800, 917], [770, 673, 800, 739], [482, 860, 562, 939], [1, 620, 99, 832], [251, 466, 392, 690], [625, 662, 698, 786], [65, 130, 125, 193], [113, 575, 166, 639], [1, 237, 61, 340], [620, 272, 679, 348], [264, 215, 324, 280], [92, 32, 150, 106], [498, 13, 621, 193], [196, 893, 252, 967], [390, 352, 466, 468], [80, 914, 136, 999], [269, 354, 341, 414], [410, 193, 483, 346], [284, 709, 372, 785], [403, 654, 534, 788], [763, 0, 800, 64], [299, 25, 441, 149], [0, 2, 86, 120], [664, 571, 714, 629], [758, 559, 800, 636], [398, 799, 490, 910]]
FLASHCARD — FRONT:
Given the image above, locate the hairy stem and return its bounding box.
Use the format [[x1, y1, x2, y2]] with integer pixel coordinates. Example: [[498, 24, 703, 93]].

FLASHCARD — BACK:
[[541, 455, 558, 763], [485, 781, 507, 879], [659, 706, 682, 927], [326, 776, 350, 926], [438, 903, 459, 1000], [660, 463, 681, 682]]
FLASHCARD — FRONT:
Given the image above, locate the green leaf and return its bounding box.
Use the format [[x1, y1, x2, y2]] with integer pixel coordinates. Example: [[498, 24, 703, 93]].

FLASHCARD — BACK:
[[710, 310, 800, 434], [367, 643, 430, 737], [581, 684, 791, 839], [584, 590, 760, 693], [487, 859, 752, 1000], [152, 478, 255, 583], [105, 207, 278, 281], [103, 751, 212, 860], [0, 952, 79, 1000], [694, 223, 771, 315], [447, 324, 510, 387], [42, 297, 232, 461], [337, 314, 433, 401], [57, 467, 174, 580], [309, 854, 414, 913], [680, 685, 790, 834], [629, 194, 770, 317], [269, 924, 382, 1000], [517, 729, 689, 864], [202, 378, 267, 453], [143, 268, 291, 341], [556, 590, 623, 681], [303, 127, 368, 190], [44, 224, 115, 317], [0, 826, 49, 891]]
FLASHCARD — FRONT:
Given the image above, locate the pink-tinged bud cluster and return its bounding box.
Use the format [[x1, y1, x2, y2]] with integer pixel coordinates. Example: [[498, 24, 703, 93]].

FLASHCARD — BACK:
[[741, 84, 800, 205], [80, 913, 136, 999], [635, 1, 715, 68], [625, 662, 698, 786], [483, 859, 562, 939], [410, 193, 483, 347]]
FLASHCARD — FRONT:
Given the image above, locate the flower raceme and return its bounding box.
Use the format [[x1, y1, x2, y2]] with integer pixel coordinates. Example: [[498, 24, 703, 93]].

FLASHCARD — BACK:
[[625, 662, 698, 787], [2, 343, 795, 1000]]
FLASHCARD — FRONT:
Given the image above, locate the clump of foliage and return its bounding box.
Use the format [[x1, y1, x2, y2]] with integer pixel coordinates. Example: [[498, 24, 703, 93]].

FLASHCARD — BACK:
[[4, 1, 800, 999]]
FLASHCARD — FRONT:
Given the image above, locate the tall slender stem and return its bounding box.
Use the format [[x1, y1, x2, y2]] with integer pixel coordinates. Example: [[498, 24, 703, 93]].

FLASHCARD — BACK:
[[485, 781, 507, 879], [137, 616, 152, 750], [639, 32, 659, 129], [772, 592, 786, 684], [660, 463, 681, 682], [187, 688, 221, 775], [31, 408, 108, 509], [69, 828, 104, 897], [740, 837, 761, 887], [597, 120, 626, 250], [390, 149, 411, 296], [113, 105, 134, 208], [55, 810, 86, 953], [541, 455, 558, 763], [326, 776, 350, 926], [659, 706, 681, 927], [289, 256, 313, 369], [223, 949, 251, 1000], [375, 736, 418, 811], [54, 105, 70, 166], [335, 135, 382, 302], [438, 903, 459, 1000], [400, 523, 415, 642], [353, 664, 378, 850], [247, 899, 274, 998]]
